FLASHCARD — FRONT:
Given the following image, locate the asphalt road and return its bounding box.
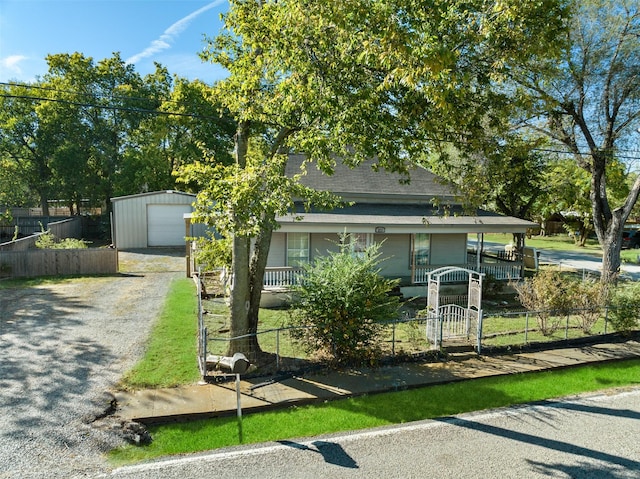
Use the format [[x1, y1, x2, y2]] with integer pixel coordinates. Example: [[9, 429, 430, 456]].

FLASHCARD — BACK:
[[107, 388, 640, 479]]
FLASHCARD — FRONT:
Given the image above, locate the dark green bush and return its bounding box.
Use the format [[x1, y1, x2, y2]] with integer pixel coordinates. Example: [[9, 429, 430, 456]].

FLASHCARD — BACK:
[[289, 238, 401, 367]]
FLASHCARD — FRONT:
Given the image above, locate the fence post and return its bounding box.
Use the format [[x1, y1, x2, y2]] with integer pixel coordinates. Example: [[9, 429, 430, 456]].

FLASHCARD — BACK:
[[276, 328, 280, 370], [477, 311, 484, 355], [392, 317, 396, 357], [524, 312, 529, 344], [203, 327, 208, 380], [565, 314, 569, 340]]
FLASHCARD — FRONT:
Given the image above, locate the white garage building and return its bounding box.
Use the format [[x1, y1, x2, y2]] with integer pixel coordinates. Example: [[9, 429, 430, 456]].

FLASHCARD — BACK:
[[111, 191, 201, 249]]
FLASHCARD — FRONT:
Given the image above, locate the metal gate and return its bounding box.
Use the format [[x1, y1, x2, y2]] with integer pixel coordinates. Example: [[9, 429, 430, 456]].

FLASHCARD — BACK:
[[425, 267, 484, 349]]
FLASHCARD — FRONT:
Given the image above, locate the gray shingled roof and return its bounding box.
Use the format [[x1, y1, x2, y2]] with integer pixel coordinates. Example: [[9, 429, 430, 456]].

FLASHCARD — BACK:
[[286, 154, 458, 201]]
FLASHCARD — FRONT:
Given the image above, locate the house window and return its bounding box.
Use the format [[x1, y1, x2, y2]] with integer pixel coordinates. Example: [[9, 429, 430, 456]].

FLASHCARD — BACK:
[[287, 233, 309, 266], [342, 233, 372, 257], [412, 233, 430, 266]]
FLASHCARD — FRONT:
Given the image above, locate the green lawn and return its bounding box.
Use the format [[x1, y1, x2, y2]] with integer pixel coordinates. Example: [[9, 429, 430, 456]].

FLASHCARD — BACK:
[[108, 358, 640, 465], [483, 233, 602, 254], [483, 233, 640, 265], [119, 278, 200, 389]]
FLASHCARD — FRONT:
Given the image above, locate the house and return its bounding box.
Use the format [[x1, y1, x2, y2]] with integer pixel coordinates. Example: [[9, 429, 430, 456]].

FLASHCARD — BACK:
[[262, 155, 537, 300]]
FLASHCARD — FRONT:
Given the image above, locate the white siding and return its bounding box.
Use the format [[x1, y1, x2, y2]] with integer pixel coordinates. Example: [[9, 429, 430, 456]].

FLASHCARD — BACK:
[[310, 233, 341, 261]]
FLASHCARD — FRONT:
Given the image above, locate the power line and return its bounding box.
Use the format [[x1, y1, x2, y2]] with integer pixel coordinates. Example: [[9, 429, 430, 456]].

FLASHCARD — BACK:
[[0, 92, 223, 121], [1, 80, 184, 107], [2, 82, 640, 162]]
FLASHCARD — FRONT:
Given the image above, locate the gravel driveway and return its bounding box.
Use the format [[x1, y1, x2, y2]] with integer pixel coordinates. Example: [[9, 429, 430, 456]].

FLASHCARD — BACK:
[[0, 249, 187, 479]]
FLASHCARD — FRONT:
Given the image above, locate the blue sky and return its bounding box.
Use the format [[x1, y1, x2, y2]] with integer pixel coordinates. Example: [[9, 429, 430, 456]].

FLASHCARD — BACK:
[[0, 0, 229, 84]]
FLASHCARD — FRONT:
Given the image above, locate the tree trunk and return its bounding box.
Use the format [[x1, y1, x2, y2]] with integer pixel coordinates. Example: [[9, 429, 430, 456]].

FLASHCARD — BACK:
[[228, 234, 255, 356], [599, 206, 627, 285], [227, 120, 261, 358], [589, 152, 640, 285], [246, 222, 275, 352], [39, 194, 50, 217]]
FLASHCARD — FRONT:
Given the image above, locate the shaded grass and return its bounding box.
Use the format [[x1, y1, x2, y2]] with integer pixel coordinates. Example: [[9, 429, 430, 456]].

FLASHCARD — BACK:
[[0, 275, 94, 289], [119, 278, 200, 389], [109, 358, 640, 465]]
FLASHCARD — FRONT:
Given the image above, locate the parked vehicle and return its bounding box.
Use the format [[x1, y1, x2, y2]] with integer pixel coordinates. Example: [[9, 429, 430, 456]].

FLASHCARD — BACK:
[[622, 230, 640, 249]]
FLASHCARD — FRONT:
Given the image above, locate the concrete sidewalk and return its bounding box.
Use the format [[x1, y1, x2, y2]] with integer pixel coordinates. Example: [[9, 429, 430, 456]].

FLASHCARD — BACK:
[[114, 340, 640, 424]]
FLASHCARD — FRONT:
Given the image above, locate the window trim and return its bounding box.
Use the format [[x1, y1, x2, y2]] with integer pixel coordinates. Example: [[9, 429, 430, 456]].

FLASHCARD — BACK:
[[286, 232, 310, 266], [411, 233, 430, 267]]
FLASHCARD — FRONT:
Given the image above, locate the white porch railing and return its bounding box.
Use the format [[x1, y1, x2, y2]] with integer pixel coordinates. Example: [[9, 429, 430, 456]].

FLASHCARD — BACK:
[[412, 262, 522, 284], [262, 262, 522, 291], [263, 267, 303, 289]]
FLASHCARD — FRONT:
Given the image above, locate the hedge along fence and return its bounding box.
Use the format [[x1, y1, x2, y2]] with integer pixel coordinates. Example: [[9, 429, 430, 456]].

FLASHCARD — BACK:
[[0, 248, 118, 278]]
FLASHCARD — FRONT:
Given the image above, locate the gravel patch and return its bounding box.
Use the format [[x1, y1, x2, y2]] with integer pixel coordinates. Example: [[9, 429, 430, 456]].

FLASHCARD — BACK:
[[0, 249, 187, 478]]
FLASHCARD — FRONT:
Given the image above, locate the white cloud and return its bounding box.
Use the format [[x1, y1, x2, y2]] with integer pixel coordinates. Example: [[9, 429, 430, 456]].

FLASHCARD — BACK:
[[126, 0, 225, 65], [1, 55, 28, 75]]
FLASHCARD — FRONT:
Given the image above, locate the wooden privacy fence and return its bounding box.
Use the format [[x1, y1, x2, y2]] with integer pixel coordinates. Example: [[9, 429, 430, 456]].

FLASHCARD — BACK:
[[0, 248, 118, 278]]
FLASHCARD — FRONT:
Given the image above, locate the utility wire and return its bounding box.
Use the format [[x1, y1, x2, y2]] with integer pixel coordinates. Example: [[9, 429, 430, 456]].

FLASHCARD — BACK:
[[0, 92, 223, 121], [2, 83, 640, 161]]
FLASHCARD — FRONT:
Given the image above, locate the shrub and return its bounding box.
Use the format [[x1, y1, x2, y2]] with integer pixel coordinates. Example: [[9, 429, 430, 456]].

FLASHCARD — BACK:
[[0, 209, 13, 226], [513, 269, 610, 336], [608, 282, 640, 335], [566, 277, 608, 334], [35, 232, 88, 249], [289, 238, 401, 367], [512, 269, 574, 335]]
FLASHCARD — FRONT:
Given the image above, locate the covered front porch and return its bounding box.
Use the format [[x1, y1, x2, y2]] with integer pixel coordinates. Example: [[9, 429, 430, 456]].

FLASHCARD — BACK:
[[262, 237, 535, 293]]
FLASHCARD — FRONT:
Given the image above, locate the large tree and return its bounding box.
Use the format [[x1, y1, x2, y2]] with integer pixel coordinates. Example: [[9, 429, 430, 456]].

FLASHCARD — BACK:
[[188, 0, 569, 359], [514, 0, 640, 282], [120, 74, 236, 195], [0, 82, 59, 215]]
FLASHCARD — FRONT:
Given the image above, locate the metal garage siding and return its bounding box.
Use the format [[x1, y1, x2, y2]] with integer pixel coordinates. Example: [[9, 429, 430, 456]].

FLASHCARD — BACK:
[[147, 204, 192, 246], [112, 191, 195, 249]]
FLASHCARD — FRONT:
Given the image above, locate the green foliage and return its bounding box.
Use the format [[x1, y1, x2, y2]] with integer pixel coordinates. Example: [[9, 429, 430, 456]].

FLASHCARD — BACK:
[[0, 54, 235, 216], [0, 209, 12, 226], [289, 237, 400, 366], [177, 149, 342, 238], [193, 235, 232, 270], [513, 269, 578, 335], [608, 282, 640, 335], [35, 232, 88, 249]]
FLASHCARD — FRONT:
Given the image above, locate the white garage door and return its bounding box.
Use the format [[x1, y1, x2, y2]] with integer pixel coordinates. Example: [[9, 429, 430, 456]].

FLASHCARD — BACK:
[[147, 204, 191, 246]]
